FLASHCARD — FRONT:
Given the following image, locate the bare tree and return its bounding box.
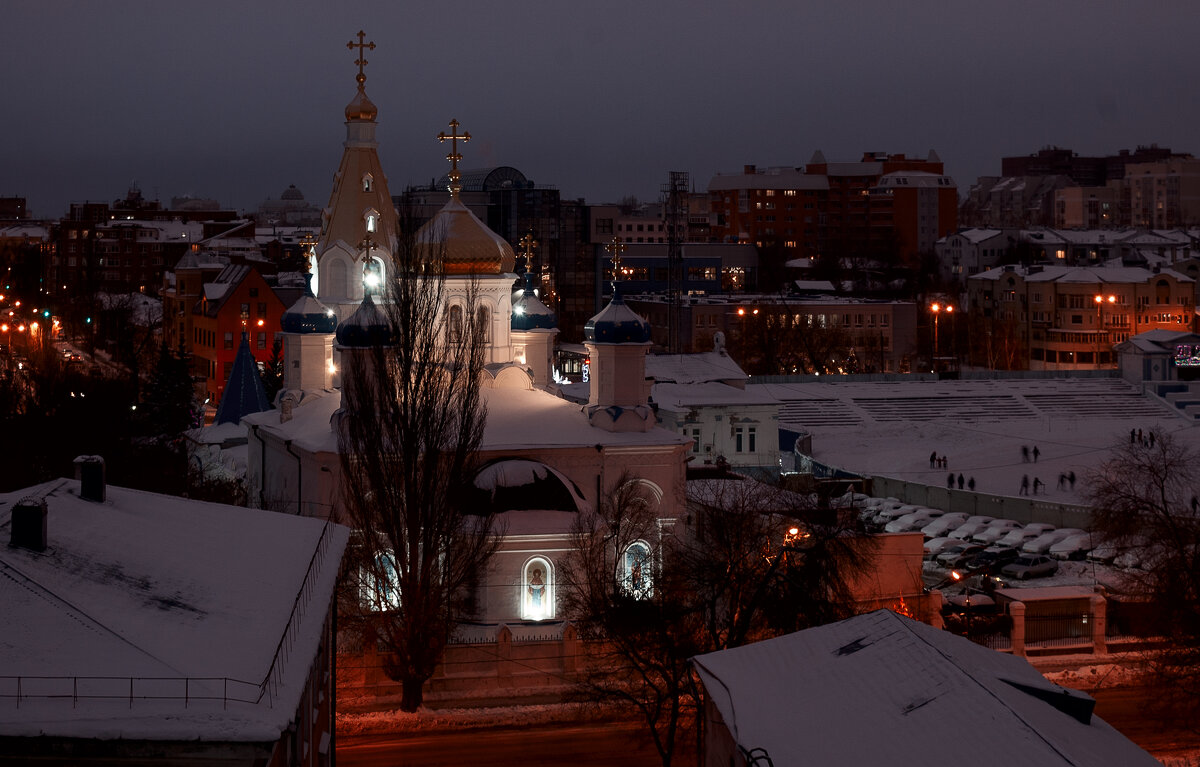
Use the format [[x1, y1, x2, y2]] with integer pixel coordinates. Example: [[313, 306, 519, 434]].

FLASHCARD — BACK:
[[1086, 430, 1200, 717], [561, 473, 874, 767], [336, 218, 501, 712]]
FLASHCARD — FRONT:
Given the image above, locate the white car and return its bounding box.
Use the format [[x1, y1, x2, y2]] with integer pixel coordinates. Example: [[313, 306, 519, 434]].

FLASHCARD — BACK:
[[921, 512, 968, 539], [1049, 532, 1095, 560], [950, 516, 996, 540], [995, 523, 1056, 549], [971, 519, 1023, 544], [923, 536, 959, 560], [874, 504, 923, 527], [1022, 528, 1085, 555], [885, 509, 944, 534]]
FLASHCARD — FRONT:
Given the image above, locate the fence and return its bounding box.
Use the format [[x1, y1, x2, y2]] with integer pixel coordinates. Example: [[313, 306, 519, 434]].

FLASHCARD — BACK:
[[0, 676, 260, 709], [868, 475, 1094, 530]]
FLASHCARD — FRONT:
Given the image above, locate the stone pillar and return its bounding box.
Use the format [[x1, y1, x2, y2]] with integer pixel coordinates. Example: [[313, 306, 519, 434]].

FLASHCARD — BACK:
[[1090, 594, 1108, 655], [1009, 601, 1026, 657], [496, 624, 513, 682], [562, 622, 579, 675], [927, 590, 945, 631]]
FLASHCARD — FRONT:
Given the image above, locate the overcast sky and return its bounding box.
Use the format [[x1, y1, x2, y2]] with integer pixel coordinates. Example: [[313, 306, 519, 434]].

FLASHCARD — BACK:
[[3, 1, 1196, 220]]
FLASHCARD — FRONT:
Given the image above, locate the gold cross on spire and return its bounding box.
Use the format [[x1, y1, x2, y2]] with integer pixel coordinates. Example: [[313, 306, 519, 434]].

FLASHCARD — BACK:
[[298, 231, 318, 273], [605, 237, 626, 280], [347, 31, 375, 86], [519, 233, 538, 273], [437, 118, 470, 199]]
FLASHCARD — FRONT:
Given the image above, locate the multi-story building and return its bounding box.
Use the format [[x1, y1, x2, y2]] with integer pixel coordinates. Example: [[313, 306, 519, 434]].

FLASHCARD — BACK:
[[934, 228, 1014, 287], [190, 264, 300, 405], [966, 263, 1195, 370], [707, 166, 828, 258], [1125, 157, 1200, 229], [1054, 186, 1120, 229]]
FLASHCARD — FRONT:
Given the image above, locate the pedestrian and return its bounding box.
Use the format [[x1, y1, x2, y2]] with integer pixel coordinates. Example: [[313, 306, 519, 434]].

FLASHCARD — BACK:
[[1130, 428, 1136, 444], [1192, 496, 1199, 514], [1032, 446, 1040, 463], [1149, 431, 1156, 448], [947, 473, 955, 489], [929, 450, 937, 469], [1057, 473, 1065, 490], [967, 476, 975, 491], [1033, 477, 1043, 495], [1138, 428, 1143, 444], [1020, 475, 1029, 496], [1068, 470, 1076, 490], [1021, 445, 1030, 463], [957, 473, 964, 489]]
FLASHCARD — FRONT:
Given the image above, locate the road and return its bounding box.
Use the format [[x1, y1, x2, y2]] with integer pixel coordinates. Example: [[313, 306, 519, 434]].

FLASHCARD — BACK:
[[337, 720, 692, 767], [1092, 684, 1200, 761]]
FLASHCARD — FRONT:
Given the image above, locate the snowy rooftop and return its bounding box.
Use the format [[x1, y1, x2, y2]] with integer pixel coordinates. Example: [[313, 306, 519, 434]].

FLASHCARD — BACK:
[[645, 351, 747, 385], [0, 479, 348, 742], [760, 375, 1187, 506], [692, 609, 1158, 767], [654, 381, 777, 410]]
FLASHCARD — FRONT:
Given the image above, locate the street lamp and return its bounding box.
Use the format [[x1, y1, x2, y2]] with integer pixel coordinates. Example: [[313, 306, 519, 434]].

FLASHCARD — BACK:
[[930, 302, 953, 372], [1094, 294, 1116, 368]]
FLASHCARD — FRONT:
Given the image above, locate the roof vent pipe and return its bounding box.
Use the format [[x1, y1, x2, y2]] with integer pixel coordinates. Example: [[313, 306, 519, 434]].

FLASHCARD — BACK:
[[74, 455, 106, 503], [10, 497, 48, 552]]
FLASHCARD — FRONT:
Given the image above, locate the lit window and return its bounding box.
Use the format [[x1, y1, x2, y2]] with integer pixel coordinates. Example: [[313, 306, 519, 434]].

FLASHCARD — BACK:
[[622, 542, 653, 600], [360, 552, 401, 611], [362, 174, 374, 192], [522, 558, 554, 620]]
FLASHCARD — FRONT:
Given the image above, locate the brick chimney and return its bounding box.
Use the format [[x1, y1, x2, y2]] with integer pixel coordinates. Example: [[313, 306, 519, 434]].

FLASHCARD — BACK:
[[74, 455, 106, 503], [9, 497, 47, 552]]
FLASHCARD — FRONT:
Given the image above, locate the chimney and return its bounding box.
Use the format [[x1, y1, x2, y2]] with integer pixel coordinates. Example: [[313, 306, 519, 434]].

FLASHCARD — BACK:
[[10, 498, 48, 552], [74, 455, 106, 502]]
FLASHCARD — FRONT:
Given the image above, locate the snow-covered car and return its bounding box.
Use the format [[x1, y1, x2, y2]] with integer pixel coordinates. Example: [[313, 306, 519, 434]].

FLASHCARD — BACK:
[[966, 545, 1021, 571], [873, 503, 923, 527], [937, 544, 986, 569], [885, 509, 944, 533], [995, 523, 1056, 549], [971, 519, 1023, 544], [1049, 532, 1095, 560], [924, 536, 959, 560], [949, 516, 996, 541], [1001, 554, 1060, 580], [1022, 528, 1085, 555], [921, 512, 968, 539]]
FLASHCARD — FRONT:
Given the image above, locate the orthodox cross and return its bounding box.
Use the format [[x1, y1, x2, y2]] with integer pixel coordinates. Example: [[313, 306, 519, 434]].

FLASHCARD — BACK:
[[298, 232, 318, 273], [605, 237, 626, 280], [437, 119, 470, 198], [347, 31, 375, 86], [519, 233, 538, 274]]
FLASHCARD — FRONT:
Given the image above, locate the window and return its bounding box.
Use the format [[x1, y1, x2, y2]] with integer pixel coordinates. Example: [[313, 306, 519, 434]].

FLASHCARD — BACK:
[[249, 287, 259, 298], [224, 332, 234, 350], [365, 209, 378, 233], [522, 558, 554, 620], [359, 552, 400, 612], [748, 427, 756, 452], [447, 304, 463, 343], [362, 173, 374, 192], [622, 542, 653, 600], [257, 332, 266, 349], [477, 305, 491, 343], [735, 427, 744, 453], [690, 427, 701, 453]]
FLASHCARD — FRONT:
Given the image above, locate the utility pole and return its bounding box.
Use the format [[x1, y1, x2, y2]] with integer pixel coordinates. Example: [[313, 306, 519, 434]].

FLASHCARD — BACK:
[[662, 171, 688, 354]]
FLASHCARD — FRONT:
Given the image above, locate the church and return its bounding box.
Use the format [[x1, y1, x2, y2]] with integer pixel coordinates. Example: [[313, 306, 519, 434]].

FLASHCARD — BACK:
[[244, 34, 689, 627]]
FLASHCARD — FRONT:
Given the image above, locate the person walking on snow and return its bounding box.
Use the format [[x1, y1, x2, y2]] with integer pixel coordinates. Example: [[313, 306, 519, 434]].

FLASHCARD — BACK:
[[1032, 445, 1040, 462], [1020, 475, 1029, 495]]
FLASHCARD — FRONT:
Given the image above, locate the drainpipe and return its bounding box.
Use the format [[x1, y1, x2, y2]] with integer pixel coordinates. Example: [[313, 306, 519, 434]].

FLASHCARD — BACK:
[[285, 439, 303, 515], [251, 425, 267, 509]]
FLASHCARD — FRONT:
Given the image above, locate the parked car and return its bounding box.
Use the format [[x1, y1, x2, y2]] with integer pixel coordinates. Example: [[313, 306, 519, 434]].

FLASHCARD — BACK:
[[967, 546, 1021, 571], [1049, 532, 1095, 560], [921, 512, 969, 539], [924, 536, 959, 560], [873, 503, 923, 528], [1022, 528, 1085, 555], [949, 516, 996, 541], [1001, 554, 1060, 580], [972, 519, 1023, 544], [995, 524, 1056, 549], [885, 509, 944, 533], [937, 544, 987, 569]]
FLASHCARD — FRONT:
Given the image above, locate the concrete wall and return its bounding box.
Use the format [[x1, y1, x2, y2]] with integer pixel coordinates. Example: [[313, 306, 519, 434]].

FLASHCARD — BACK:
[[869, 475, 1094, 529]]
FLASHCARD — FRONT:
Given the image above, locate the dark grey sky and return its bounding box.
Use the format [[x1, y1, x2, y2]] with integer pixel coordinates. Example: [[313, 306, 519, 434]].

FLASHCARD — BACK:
[[3, 1, 1195, 220]]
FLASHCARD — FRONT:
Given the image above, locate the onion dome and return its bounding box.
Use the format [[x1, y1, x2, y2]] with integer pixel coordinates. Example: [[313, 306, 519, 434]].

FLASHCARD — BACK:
[[584, 284, 651, 344], [335, 293, 392, 347], [281, 274, 338, 334], [511, 272, 556, 331], [345, 85, 378, 122], [280, 184, 305, 201], [415, 197, 516, 275]]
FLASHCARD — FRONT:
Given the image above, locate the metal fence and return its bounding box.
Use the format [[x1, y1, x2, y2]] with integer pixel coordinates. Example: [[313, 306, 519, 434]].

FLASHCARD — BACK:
[[0, 675, 260, 709], [1024, 612, 1094, 648]]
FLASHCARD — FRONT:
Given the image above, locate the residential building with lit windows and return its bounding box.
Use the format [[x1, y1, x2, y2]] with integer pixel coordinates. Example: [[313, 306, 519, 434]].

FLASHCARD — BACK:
[[191, 265, 300, 406], [966, 264, 1195, 370], [1125, 157, 1200, 229], [1054, 186, 1120, 229], [707, 166, 828, 257]]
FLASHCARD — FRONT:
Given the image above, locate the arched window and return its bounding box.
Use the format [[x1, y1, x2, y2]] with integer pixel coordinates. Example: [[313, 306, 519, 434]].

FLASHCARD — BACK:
[[622, 541, 653, 600], [477, 304, 491, 343], [362, 173, 374, 192], [324, 257, 348, 299], [522, 557, 554, 620], [447, 304, 463, 343], [359, 551, 400, 612], [364, 208, 379, 234]]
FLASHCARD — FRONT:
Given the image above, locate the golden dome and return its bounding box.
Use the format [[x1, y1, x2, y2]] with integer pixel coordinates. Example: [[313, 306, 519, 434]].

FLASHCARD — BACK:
[[345, 85, 378, 122], [415, 197, 516, 275]]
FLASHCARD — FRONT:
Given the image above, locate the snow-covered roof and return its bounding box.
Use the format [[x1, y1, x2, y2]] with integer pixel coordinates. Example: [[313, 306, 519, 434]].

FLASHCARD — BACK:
[[645, 351, 747, 385], [692, 609, 1158, 767], [971, 264, 1193, 284], [0, 478, 349, 741], [653, 381, 778, 410]]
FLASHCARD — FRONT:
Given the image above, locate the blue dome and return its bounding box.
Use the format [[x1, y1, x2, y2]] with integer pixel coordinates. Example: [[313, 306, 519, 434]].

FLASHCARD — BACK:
[[584, 284, 651, 344], [281, 274, 338, 334], [511, 272, 556, 331], [335, 293, 393, 347]]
